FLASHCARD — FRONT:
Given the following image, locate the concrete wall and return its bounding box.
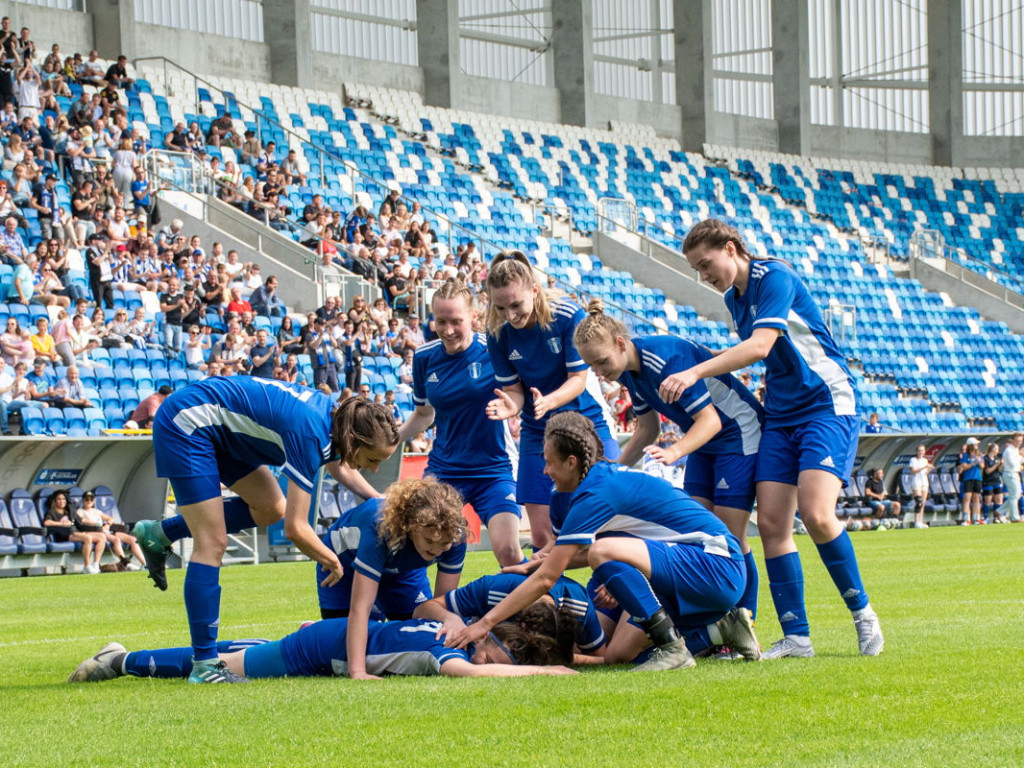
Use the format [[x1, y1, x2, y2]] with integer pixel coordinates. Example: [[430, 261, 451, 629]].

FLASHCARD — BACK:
[[459, 76, 561, 124], [134, 23, 272, 83], [313, 52, 424, 95], [708, 112, 779, 152], [7, 1, 93, 55], [910, 257, 1024, 334], [593, 94, 683, 140]]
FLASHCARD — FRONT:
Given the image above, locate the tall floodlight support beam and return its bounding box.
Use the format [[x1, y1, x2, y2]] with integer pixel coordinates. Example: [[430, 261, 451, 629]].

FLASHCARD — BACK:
[[418, 0, 460, 108], [92, 0, 137, 61], [263, 0, 313, 88], [552, 0, 595, 127], [928, 0, 964, 167], [673, 0, 711, 153], [772, 0, 811, 156]]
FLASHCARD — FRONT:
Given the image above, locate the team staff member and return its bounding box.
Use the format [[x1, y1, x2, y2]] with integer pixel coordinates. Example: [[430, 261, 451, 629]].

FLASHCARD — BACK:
[[671, 219, 882, 658]]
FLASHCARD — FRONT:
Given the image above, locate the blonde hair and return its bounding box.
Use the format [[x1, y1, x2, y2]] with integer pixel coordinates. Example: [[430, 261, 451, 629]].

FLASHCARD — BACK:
[[330, 398, 400, 465], [431, 277, 473, 309], [573, 297, 628, 350], [485, 251, 553, 335], [377, 477, 467, 551]]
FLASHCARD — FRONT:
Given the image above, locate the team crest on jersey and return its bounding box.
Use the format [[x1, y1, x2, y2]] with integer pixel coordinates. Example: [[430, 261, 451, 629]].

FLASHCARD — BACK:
[[750, 304, 758, 319], [467, 362, 483, 380], [547, 338, 562, 354]]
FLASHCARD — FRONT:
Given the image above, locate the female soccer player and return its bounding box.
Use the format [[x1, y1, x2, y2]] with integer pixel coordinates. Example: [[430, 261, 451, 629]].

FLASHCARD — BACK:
[[132, 377, 400, 683], [485, 251, 619, 550], [317, 477, 468, 679], [68, 618, 576, 683], [414, 571, 607, 658], [573, 300, 763, 621], [448, 412, 760, 671], [670, 219, 883, 658], [959, 438, 984, 525], [397, 279, 525, 567], [981, 441, 1005, 524], [907, 444, 934, 528]]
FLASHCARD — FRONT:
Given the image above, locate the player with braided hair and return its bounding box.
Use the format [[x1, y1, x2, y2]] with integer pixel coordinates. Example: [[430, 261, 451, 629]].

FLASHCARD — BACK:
[[131, 377, 399, 683], [485, 250, 620, 551], [574, 299, 764, 624], [318, 476, 469, 679], [447, 412, 760, 671]]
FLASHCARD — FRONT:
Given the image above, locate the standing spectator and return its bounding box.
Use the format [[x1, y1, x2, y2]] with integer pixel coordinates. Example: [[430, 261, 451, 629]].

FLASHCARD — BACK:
[[160, 276, 186, 358], [128, 385, 172, 429], [907, 444, 934, 528], [276, 315, 303, 355], [248, 275, 284, 318], [111, 138, 137, 202], [335, 318, 362, 391], [864, 413, 882, 433], [959, 438, 984, 525], [0, 356, 17, 434], [998, 433, 1023, 523], [306, 317, 337, 392], [248, 329, 277, 379], [30, 173, 59, 240], [86, 235, 115, 308], [864, 468, 901, 522], [183, 324, 210, 370], [395, 347, 413, 394], [982, 442, 1005, 524]]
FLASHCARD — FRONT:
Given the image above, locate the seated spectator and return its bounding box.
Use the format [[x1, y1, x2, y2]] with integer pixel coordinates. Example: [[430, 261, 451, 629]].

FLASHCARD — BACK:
[[0, 215, 28, 260], [279, 148, 305, 186], [395, 348, 414, 394], [276, 315, 303, 355], [239, 130, 261, 166], [1, 319, 31, 365], [316, 295, 341, 324], [33, 260, 73, 308], [27, 357, 58, 404], [30, 317, 58, 363], [125, 308, 156, 350], [127, 385, 172, 429], [384, 389, 403, 426], [399, 314, 425, 352], [206, 112, 237, 148], [248, 329, 277, 379], [864, 468, 901, 520], [103, 54, 134, 89], [280, 353, 305, 385], [55, 365, 93, 408], [368, 296, 391, 327], [42, 489, 106, 574], [248, 274, 284, 317], [409, 431, 431, 453], [222, 249, 246, 283], [77, 490, 145, 570], [864, 412, 882, 433], [385, 269, 411, 313]]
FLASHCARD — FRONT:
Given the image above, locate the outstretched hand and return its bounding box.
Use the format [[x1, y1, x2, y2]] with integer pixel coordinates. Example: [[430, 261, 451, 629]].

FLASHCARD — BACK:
[[486, 389, 519, 421], [658, 369, 699, 403], [444, 619, 490, 649], [644, 442, 685, 466]]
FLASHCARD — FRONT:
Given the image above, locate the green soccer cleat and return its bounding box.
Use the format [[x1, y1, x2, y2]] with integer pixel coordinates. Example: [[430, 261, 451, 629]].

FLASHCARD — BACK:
[[68, 642, 127, 683], [132, 519, 171, 591], [188, 659, 249, 684], [631, 638, 696, 672]]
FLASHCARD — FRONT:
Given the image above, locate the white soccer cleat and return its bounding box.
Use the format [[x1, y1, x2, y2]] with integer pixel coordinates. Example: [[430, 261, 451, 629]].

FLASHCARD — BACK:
[[762, 634, 815, 660], [853, 606, 884, 656], [68, 642, 127, 683], [631, 638, 696, 672]]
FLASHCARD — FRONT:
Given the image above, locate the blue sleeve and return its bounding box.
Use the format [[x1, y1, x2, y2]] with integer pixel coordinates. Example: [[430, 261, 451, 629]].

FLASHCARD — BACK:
[[549, 491, 572, 535], [281, 410, 330, 493], [560, 304, 588, 373], [751, 265, 796, 332], [488, 331, 519, 386], [412, 348, 427, 406], [437, 540, 466, 574], [650, 344, 713, 416], [352, 519, 388, 582], [444, 575, 491, 617], [434, 645, 471, 667], [555, 490, 613, 547]]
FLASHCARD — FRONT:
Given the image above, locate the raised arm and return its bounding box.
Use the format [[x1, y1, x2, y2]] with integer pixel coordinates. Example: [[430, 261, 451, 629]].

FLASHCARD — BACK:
[[659, 327, 782, 403]]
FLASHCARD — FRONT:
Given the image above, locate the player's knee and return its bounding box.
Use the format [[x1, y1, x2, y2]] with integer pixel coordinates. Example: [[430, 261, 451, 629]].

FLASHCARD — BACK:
[[755, 514, 790, 544], [586, 539, 614, 568]]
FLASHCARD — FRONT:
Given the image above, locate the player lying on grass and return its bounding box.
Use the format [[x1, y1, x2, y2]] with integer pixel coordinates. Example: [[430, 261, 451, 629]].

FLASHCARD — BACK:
[[446, 412, 761, 671], [413, 571, 607, 661], [317, 477, 468, 679], [68, 617, 577, 682]]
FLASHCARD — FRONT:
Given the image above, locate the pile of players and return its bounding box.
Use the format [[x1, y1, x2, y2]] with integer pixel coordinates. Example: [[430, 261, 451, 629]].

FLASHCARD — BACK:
[[69, 219, 884, 685]]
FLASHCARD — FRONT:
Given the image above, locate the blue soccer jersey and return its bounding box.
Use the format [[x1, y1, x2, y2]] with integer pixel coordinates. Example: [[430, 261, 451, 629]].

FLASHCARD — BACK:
[[412, 333, 512, 478], [322, 498, 466, 582], [488, 297, 611, 434], [724, 259, 857, 426], [444, 573, 606, 651], [280, 618, 471, 677], [620, 335, 763, 456], [155, 376, 334, 493], [555, 462, 737, 558]]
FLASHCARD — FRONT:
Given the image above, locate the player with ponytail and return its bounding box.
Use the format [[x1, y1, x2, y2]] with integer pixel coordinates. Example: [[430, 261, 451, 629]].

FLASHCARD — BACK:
[[446, 412, 760, 671], [573, 298, 764, 625], [484, 251, 619, 551], [131, 377, 399, 683]]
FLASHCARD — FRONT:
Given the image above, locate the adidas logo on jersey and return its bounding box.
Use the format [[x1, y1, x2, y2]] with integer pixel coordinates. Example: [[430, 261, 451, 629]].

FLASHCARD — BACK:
[[508, 349, 523, 361], [505, 493, 516, 502], [820, 456, 836, 468], [427, 373, 439, 383], [778, 611, 798, 623], [415, 591, 429, 603], [716, 478, 730, 490]]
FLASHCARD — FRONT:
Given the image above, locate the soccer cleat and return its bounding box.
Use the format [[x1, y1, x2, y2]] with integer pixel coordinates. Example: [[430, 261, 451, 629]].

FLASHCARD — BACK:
[[712, 647, 743, 661], [713, 607, 762, 661], [188, 659, 249, 684], [68, 642, 127, 683], [133, 520, 171, 591], [631, 638, 696, 672], [853, 606, 884, 656], [762, 634, 815, 660]]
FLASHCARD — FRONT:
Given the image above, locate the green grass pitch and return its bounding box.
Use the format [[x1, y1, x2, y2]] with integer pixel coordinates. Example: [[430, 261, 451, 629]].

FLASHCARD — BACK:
[[4, 525, 1023, 767]]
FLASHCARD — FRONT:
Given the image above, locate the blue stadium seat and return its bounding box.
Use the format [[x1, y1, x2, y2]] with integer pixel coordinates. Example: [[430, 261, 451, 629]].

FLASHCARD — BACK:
[[0, 500, 20, 555], [8, 489, 48, 554]]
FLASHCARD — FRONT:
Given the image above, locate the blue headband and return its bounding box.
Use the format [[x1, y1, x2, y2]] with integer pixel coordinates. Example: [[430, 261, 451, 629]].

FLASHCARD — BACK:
[[488, 632, 518, 665]]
